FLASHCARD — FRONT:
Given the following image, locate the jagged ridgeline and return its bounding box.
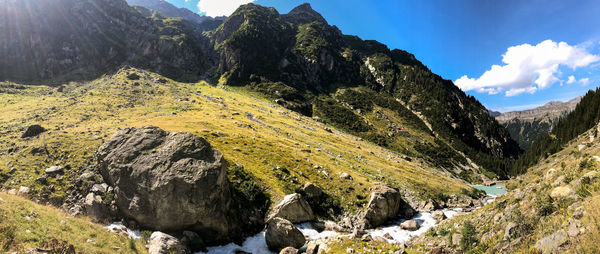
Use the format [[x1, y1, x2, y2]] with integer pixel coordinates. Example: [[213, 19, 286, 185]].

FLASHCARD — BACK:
[[0, 0, 520, 179], [513, 87, 600, 174], [212, 3, 521, 178]]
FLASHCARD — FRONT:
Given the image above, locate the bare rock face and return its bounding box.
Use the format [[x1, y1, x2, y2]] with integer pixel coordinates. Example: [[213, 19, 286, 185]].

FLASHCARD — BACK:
[[267, 193, 315, 223], [265, 217, 306, 251], [95, 126, 235, 243], [361, 185, 414, 228]]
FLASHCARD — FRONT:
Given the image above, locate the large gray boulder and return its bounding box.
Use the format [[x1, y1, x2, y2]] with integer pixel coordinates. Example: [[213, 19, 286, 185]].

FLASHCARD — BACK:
[[361, 185, 414, 228], [267, 193, 315, 223], [95, 126, 234, 242], [265, 217, 306, 251]]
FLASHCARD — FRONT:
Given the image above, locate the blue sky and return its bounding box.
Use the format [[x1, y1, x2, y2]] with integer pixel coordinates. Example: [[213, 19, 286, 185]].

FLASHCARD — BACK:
[[167, 0, 600, 112]]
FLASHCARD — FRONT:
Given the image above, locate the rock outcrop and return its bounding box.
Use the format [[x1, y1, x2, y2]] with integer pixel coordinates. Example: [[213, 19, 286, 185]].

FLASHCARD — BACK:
[[265, 217, 306, 251], [267, 193, 315, 223], [95, 126, 235, 243], [361, 185, 414, 228]]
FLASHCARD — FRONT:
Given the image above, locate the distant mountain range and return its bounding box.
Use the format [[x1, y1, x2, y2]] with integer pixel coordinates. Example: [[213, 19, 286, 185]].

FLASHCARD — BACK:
[[493, 97, 581, 150]]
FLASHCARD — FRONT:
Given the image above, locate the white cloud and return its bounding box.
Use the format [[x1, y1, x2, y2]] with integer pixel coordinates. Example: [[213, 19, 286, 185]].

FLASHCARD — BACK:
[[566, 75, 591, 85], [581, 78, 590, 85], [455, 40, 600, 96], [197, 0, 255, 17]]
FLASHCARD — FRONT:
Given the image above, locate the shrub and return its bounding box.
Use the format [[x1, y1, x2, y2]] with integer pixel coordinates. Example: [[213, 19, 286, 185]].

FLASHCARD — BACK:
[[460, 221, 478, 251], [535, 193, 554, 216]]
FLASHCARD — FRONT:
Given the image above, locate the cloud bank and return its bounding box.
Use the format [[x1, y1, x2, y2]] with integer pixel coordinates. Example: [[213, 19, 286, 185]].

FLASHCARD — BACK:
[[455, 40, 600, 96], [197, 0, 255, 17]]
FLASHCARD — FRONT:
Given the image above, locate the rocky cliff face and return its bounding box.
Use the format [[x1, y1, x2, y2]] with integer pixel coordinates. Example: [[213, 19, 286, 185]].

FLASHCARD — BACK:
[[496, 97, 581, 150], [0, 0, 213, 83]]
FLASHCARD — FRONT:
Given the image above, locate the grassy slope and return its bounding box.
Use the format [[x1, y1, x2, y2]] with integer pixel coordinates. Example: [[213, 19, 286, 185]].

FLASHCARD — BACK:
[[0, 193, 147, 253], [0, 68, 472, 210], [406, 124, 600, 253]]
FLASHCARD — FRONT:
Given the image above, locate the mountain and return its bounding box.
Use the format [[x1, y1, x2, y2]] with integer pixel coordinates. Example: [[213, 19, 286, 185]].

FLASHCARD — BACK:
[[0, 0, 520, 179], [495, 97, 581, 150], [212, 3, 521, 178], [126, 0, 226, 31], [0, 0, 214, 83], [0, 1, 535, 252], [513, 90, 600, 174]]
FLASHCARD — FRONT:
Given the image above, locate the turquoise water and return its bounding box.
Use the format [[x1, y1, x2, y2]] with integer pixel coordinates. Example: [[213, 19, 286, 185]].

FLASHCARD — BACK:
[[472, 184, 507, 196]]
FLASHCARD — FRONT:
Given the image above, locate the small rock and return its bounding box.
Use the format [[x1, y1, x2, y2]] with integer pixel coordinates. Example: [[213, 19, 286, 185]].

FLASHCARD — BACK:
[[45, 166, 64, 175], [232, 112, 240, 116], [267, 194, 315, 223], [504, 222, 518, 240], [451, 233, 462, 246], [279, 247, 299, 254], [535, 230, 568, 254], [265, 217, 306, 251], [78, 172, 95, 181], [567, 222, 580, 237], [18, 186, 30, 195], [550, 186, 574, 199], [305, 242, 319, 254], [360, 234, 372, 242], [91, 183, 109, 194], [7, 189, 17, 195], [432, 210, 446, 221], [346, 248, 355, 253], [400, 220, 419, 231], [302, 183, 322, 198], [21, 124, 46, 138], [383, 233, 393, 240], [339, 173, 353, 180], [83, 193, 110, 222], [148, 232, 190, 254]]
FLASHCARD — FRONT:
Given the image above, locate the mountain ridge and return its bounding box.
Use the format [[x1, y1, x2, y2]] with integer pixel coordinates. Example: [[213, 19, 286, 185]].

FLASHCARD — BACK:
[[496, 97, 581, 122], [495, 97, 581, 150]]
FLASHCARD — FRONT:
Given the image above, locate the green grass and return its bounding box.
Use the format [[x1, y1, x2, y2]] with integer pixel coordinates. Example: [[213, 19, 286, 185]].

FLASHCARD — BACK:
[[0, 68, 472, 213], [0, 193, 147, 253]]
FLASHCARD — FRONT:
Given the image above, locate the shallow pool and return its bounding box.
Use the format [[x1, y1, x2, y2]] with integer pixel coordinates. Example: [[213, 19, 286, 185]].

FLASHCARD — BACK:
[[472, 184, 507, 196]]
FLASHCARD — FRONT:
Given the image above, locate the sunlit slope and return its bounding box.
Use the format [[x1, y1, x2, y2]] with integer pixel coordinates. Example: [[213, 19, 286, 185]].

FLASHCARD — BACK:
[[407, 122, 600, 253], [0, 193, 147, 253], [0, 68, 471, 210]]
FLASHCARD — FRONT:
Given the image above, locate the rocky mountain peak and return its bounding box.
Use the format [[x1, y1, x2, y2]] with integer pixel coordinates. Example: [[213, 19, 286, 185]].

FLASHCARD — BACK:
[[285, 3, 327, 24], [496, 96, 582, 122]]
